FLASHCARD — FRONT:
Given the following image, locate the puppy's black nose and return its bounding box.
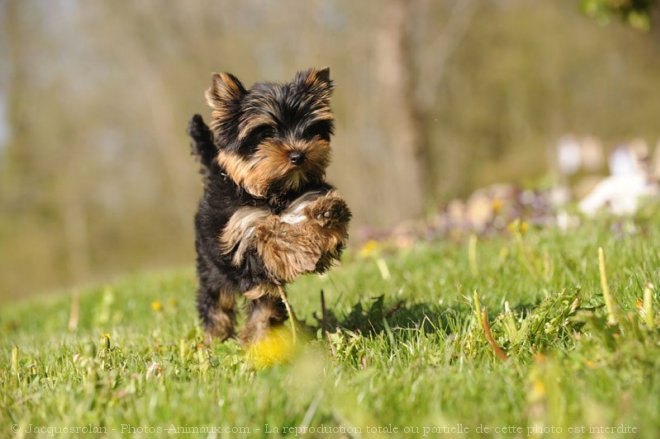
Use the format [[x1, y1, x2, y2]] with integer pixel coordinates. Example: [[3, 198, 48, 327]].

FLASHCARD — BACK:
[[289, 151, 305, 165]]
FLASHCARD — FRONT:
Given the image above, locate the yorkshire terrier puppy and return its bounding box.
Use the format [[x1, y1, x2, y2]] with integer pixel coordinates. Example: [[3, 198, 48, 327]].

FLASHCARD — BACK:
[[188, 67, 351, 344]]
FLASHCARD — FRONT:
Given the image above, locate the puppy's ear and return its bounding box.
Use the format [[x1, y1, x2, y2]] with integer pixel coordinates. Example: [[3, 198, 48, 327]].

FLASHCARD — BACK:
[[205, 72, 246, 114], [296, 67, 334, 98], [315, 66, 331, 84]]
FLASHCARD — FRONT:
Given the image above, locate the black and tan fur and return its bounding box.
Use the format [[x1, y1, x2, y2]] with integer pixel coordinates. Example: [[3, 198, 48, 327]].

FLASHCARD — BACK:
[[189, 68, 351, 344]]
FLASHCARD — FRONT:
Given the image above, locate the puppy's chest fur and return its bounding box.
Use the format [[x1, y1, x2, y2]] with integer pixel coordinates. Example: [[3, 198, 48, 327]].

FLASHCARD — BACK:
[[200, 165, 332, 223]]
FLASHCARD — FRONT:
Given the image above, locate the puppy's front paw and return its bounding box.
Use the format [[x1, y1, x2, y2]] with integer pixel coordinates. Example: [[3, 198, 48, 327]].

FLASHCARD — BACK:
[[307, 195, 351, 227]]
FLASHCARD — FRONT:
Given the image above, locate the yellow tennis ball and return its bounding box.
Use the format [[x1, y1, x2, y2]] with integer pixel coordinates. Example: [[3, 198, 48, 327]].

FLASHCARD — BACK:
[[246, 325, 297, 369]]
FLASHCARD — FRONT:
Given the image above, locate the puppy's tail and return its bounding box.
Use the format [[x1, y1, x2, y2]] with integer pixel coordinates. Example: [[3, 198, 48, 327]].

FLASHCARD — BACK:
[[187, 114, 218, 173]]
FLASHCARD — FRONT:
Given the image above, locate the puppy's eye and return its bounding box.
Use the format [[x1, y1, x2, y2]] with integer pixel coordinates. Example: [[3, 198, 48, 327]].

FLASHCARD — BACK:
[[238, 123, 275, 155], [241, 124, 275, 153], [303, 120, 332, 140], [247, 124, 274, 142]]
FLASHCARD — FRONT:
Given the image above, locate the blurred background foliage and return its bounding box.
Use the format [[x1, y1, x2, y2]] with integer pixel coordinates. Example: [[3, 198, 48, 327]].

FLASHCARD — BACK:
[[0, 0, 659, 300], [580, 0, 657, 31]]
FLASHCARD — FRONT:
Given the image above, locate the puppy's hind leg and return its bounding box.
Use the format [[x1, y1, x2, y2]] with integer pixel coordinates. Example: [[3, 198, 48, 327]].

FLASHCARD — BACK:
[[240, 288, 287, 345], [197, 284, 236, 342]]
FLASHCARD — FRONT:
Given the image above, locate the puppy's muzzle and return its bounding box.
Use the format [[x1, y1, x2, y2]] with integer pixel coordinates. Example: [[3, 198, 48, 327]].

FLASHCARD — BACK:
[[288, 151, 305, 165]]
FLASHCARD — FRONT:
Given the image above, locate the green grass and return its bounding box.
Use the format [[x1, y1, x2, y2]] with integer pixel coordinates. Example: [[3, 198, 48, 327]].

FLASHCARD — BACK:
[[1, 212, 659, 438]]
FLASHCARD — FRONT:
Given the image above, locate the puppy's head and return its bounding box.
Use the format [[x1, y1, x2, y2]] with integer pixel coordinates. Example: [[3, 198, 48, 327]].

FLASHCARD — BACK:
[[205, 68, 334, 198]]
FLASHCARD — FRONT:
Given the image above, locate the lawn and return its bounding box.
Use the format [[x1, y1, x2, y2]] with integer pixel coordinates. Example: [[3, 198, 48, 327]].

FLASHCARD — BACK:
[[1, 209, 659, 438]]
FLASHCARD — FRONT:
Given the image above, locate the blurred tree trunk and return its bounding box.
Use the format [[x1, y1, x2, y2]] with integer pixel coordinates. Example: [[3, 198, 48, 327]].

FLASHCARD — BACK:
[[416, 0, 478, 110], [375, 0, 477, 216], [416, 0, 478, 199], [3, 0, 31, 198], [376, 0, 427, 219], [3, 0, 93, 287], [61, 188, 91, 283], [88, 1, 199, 235]]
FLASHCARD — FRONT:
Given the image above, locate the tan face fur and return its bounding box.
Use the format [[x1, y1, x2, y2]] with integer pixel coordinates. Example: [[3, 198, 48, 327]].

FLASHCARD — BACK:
[[217, 138, 331, 198], [205, 68, 335, 198]]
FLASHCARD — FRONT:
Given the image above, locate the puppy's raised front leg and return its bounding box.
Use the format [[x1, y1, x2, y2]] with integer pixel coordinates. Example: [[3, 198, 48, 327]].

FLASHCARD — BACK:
[[219, 191, 351, 284], [253, 216, 326, 283], [219, 206, 316, 284], [255, 191, 351, 282]]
